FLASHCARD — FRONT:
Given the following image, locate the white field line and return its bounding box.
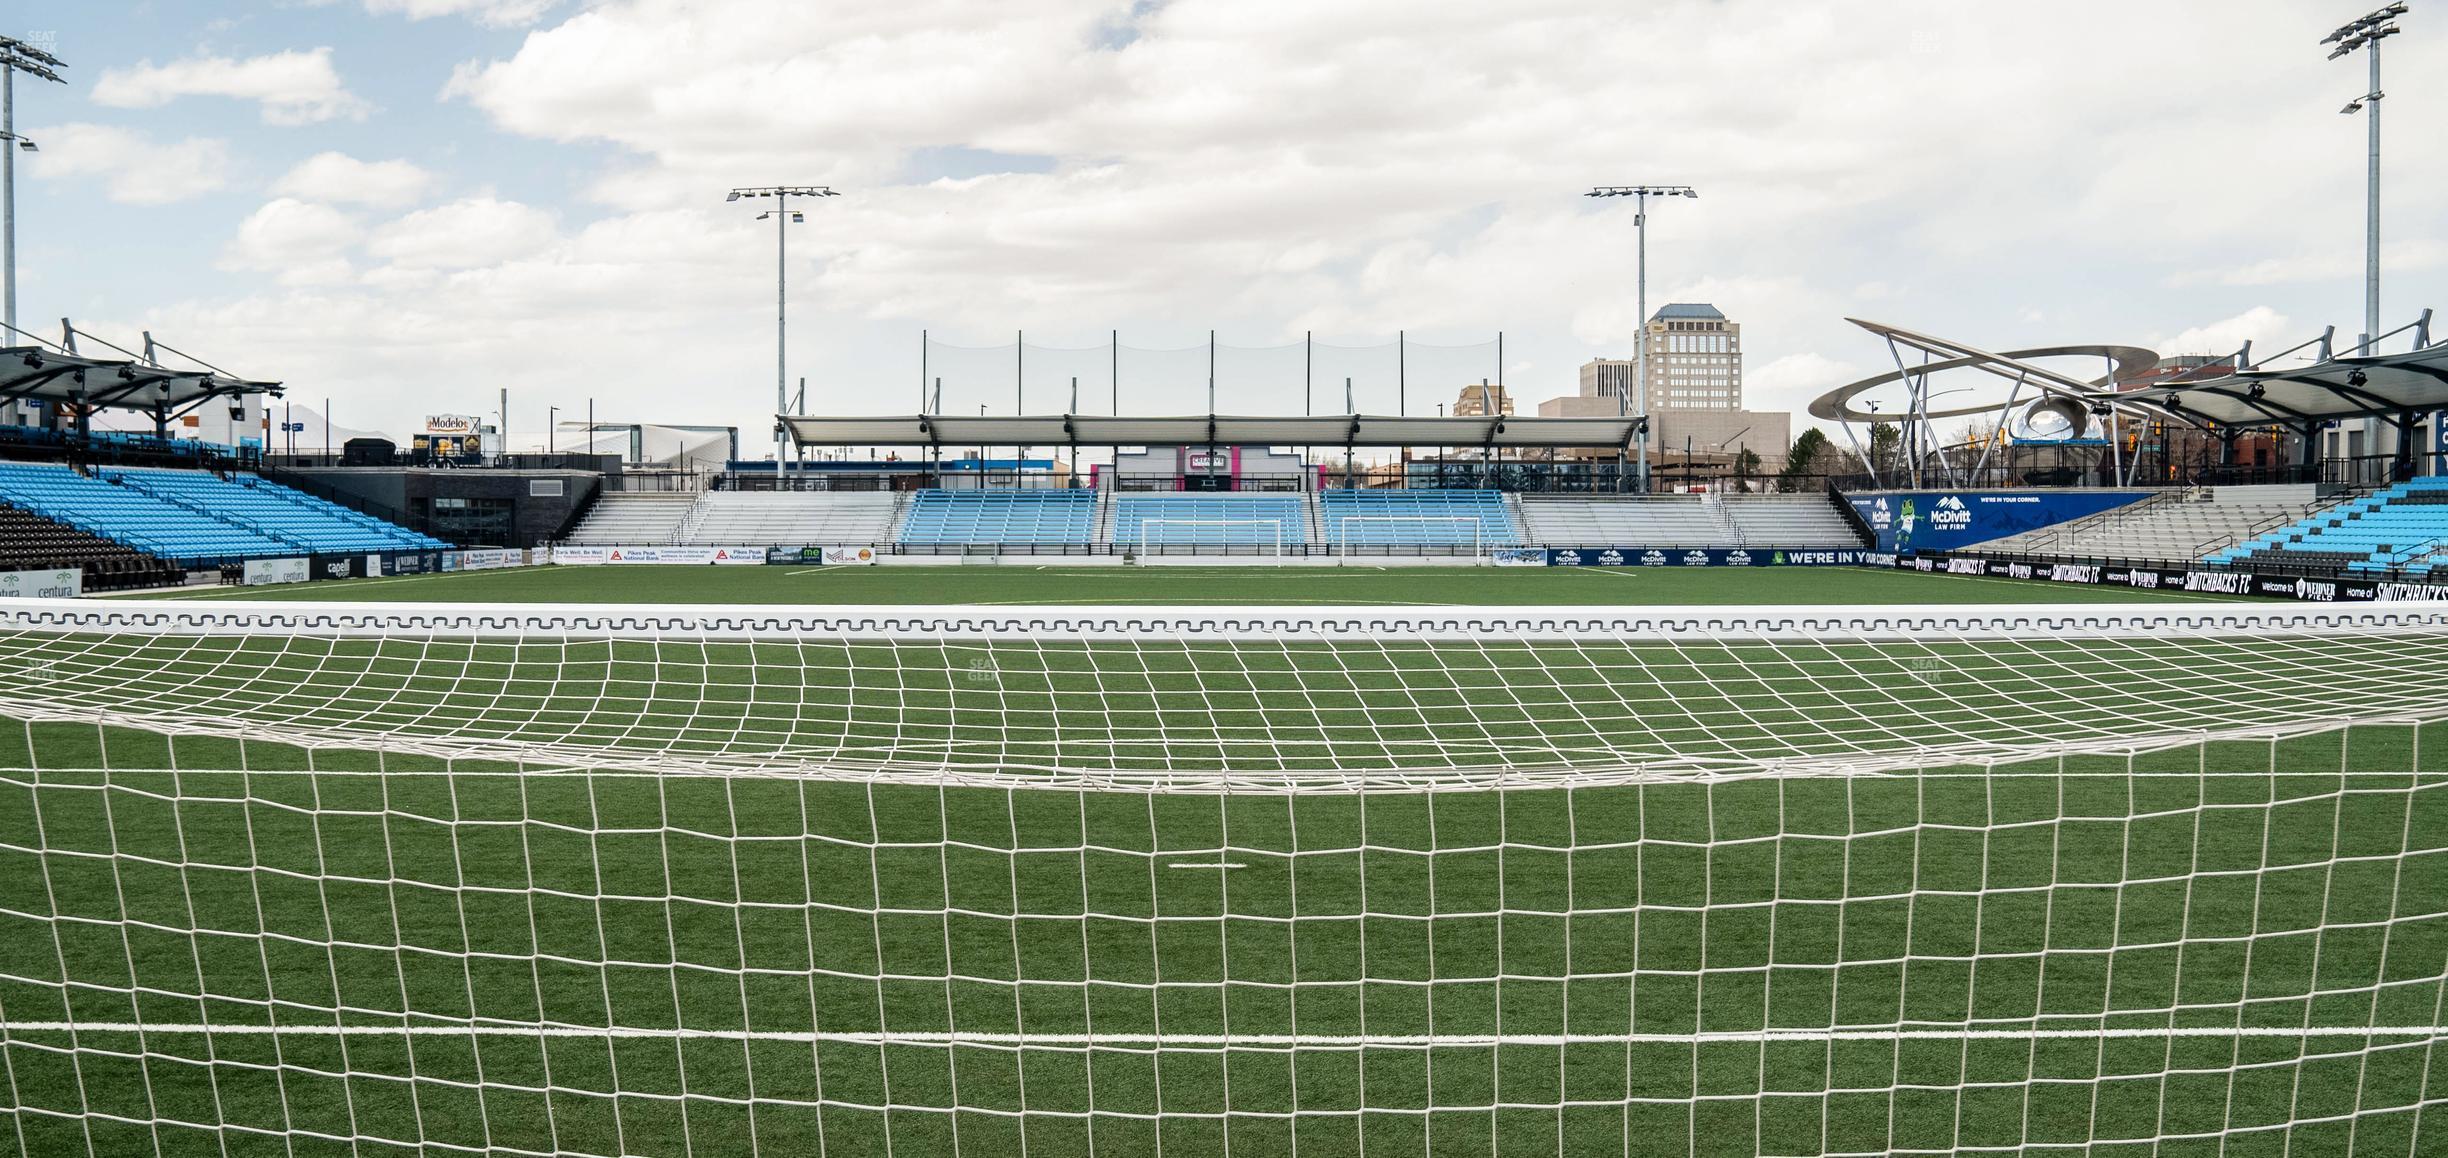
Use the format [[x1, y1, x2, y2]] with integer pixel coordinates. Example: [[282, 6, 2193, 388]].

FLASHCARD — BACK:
[[1166, 861, 1249, 870], [5, 1023, 2439, 1046]]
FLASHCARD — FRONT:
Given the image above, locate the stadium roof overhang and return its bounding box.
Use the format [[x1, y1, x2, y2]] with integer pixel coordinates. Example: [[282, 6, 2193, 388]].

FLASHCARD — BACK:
[[2119, 341, 2448, 428], [781, 413, 1641, 450], [0, 346, 280, 415]]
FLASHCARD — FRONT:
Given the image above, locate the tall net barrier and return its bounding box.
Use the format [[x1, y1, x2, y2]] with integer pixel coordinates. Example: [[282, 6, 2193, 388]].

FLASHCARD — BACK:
[[914, 334, 1506, 422], [1, 601, 2446, 1156]]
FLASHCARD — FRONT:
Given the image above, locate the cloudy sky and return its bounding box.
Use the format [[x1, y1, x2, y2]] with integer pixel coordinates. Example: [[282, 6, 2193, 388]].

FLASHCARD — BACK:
[[16, 0, 2448, 451]]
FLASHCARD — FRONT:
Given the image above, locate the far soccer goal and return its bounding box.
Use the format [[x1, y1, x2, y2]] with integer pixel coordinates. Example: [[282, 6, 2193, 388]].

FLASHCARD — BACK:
[[1, 599, 2446, 1157], [1332, 514, 1485, 554], [1136, 517, 1288, 556]]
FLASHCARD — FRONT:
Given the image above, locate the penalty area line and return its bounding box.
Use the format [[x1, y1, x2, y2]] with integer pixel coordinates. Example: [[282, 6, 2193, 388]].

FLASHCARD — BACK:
[[4, 1024, 2440, 1046]]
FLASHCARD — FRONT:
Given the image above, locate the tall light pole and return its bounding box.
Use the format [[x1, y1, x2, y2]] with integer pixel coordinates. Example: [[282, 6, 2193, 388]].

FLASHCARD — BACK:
[[728, 185, 837, 483], [2326, 4, 2403, 357], [1588, 185, 1697, 493], [1, 36, 65, 427]]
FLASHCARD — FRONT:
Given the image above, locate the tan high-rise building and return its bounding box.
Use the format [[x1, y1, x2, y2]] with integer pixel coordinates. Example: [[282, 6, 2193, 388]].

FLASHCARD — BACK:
[[1451, 382, 1514, 417], [1577, 302, 1743, 413]]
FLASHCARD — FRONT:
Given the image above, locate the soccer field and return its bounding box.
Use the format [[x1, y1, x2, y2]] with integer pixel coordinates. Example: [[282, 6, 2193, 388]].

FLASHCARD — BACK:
[[2, 600, 2442, 1157], [117, 563, 2255, 607]]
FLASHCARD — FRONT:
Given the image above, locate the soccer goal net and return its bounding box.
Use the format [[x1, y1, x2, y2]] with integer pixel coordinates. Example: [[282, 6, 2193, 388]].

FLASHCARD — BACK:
[[1135, 518, 1288, 556], [1332, 515, 1486, 554], [2, 599, 2447, 1157]]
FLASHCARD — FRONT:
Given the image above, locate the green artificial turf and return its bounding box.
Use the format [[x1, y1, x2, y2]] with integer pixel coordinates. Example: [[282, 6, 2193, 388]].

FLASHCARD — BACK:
[[3, 608, 2445, 1155]]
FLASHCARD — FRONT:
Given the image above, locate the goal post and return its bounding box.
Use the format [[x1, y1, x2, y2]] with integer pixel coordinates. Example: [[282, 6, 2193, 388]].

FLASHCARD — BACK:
[[1332, 514, 1485, 555], [1134, 516, 1288, 556], [2, 599, 2447, 1156]]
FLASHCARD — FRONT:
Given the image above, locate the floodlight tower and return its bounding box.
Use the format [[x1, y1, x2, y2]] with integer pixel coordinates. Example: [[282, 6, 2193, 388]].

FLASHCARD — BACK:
[[728, 185, 838, 478], [1587, 185, 1697, 493], [2325, 3, 2406, 357], [1, 35, 66, 367]]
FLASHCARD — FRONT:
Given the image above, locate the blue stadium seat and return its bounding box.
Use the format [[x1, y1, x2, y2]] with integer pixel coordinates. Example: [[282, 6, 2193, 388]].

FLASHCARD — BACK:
[[1318, 489, 1518, 547], [896, 489, 1096, 545], [2206, 477, 2448, 574], [1113, 493, 1307, 547], [0, 461, 443, 564]]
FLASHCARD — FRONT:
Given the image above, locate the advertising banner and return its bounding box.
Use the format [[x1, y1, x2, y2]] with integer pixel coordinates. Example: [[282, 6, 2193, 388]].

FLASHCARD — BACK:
[[1490, 549, 1548, 567], [0, 567, 82, 599], [820, 546, 880, 565], [385, 551, 444, 576], [2181, 570, 2257, 596], [1546, 547, 1876, 567], [555, 546, 769, 565], [1847, 490, 2152, 553], [456, 548, 525, 571], [242, 558, 310, 586], [309, 554, 365, 581]]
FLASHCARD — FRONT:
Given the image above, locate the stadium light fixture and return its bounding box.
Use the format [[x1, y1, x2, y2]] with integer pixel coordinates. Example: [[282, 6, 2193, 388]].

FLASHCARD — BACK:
[[728, 185, 838, 474], [2324, 2, 2406, 365], [1, 34, 66, 401], [1584, 184, 1698, 494]]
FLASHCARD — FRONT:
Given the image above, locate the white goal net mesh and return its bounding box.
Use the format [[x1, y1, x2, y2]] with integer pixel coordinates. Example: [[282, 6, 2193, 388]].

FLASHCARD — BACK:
[[0, 600, 2444, 1156]]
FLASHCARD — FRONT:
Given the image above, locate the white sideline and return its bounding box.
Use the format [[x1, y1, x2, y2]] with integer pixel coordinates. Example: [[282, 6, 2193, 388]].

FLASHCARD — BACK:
[[4, 1023, 2439, 1046]]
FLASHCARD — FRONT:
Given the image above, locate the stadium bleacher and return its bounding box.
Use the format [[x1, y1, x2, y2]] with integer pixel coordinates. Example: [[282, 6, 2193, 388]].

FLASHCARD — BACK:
[[1516, 493, 1862, 549], [0, 500, 184, 589], [537, 486, 1880, 557], [562, 492, 701, 545], [1975, 485, 2322, 563], [0, 461, 440, 564], [107, 467, 444, 555], [673, 491, 902, 546], [2211, 477, 2448, 574], [897, 489, 1097, 546], [1319, 489, 1518, 548], [1518, 495, 1725, 546], [1113, 493, 1308, 549], [1721, 494, 1863, 548]]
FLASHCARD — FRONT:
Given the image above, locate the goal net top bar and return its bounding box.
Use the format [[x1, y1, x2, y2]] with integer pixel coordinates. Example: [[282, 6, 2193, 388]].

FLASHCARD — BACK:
[[5, 597, 2446, 642]]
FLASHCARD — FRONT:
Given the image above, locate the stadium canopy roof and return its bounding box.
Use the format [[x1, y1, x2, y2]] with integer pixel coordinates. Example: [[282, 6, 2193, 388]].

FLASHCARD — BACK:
[[782, 413, 1643, 449], [0, 345, 280, 415], [2118, 340, 2448, 428]]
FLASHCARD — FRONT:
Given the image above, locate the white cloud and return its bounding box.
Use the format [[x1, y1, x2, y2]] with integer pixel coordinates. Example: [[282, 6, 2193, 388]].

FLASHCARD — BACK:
[[1747, 353, 1868, 422], [2168, 241, 2448, 288], [365, 0, 560, 27], [91, 48, 370, 126], [26, 124, 232, 205], [72, 0, 2448, 442], [222, 199, 363, 286], [273, 153, 437, 209], [2154, 307, 2293, 359], [366, 198, 559, 269]]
